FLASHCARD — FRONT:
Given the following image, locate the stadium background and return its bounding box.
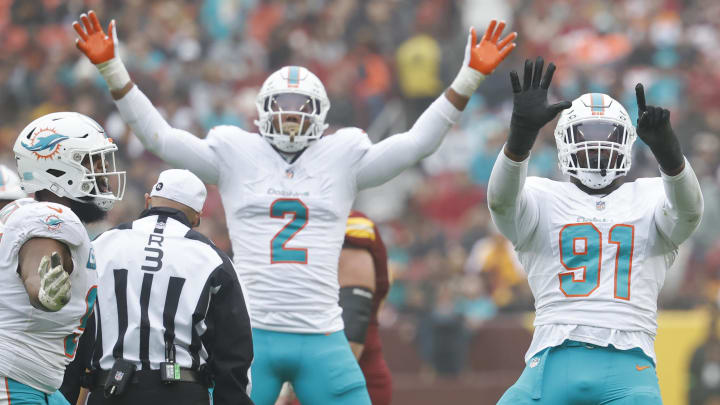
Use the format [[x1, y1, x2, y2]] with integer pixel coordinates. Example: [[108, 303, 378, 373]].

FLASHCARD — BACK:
[[1, 0, 720, 404]]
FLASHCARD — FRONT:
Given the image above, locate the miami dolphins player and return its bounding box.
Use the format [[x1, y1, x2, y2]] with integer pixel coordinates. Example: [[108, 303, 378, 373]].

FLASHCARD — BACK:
[[72, 10, 517, 405], [489, 58, 703, 404], [0, 112, 125, 404]]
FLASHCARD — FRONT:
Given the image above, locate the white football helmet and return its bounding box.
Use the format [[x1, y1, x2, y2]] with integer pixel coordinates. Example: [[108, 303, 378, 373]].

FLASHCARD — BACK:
[[14, 112, 126, 211], [554, 93, 637, 189], [254, 66, 330, 153], [0, 164, 27, 201]]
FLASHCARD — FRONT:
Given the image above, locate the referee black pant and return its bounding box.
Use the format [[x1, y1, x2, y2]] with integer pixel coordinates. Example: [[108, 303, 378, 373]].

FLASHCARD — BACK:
[[87, 372, 210, 405]]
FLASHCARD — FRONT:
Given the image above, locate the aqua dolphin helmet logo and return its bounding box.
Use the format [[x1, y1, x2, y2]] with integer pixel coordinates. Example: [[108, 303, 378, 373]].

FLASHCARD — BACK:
[[21, 128, 70, 160]]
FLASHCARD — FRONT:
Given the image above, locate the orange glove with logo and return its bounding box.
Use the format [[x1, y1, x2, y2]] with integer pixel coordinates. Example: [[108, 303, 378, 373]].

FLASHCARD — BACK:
[[73, 10, 130, 92], [451, 20, 517, 97]]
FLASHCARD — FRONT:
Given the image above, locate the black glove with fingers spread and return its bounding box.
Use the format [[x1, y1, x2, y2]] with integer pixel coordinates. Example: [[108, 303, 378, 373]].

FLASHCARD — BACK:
[[507, 57, 571, 158], [635, 83, 684, 174]]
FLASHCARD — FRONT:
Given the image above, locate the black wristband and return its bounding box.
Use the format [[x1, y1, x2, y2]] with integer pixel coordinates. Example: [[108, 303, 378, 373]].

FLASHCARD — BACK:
[[339, 286, 373, 344], [506, 118, 538, 157], [651, 137, 684, 174]]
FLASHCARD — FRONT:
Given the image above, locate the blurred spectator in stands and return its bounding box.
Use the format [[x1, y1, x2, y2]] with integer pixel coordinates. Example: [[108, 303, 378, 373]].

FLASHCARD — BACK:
[[395, 3, 443, 125], [689, 305, 720, 405], [455, 274, 497, 330], [465, 224, 532, 311], [352, 30, 391, 126], [426, 280, 467, 377]]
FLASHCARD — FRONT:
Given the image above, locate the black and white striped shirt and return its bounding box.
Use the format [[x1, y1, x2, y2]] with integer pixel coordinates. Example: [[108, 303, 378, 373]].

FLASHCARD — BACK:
[[74, 207, 252, 404]]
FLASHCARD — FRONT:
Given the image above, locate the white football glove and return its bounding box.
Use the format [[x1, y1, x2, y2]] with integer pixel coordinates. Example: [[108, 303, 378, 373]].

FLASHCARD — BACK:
[[38, 252, 72, 312]]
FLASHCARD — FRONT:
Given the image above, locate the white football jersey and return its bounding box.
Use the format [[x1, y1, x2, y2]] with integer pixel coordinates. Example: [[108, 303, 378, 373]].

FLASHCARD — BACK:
[[0, 202, 96, 393], [513, 176, 675, 362], [206, 126, 372, 333], [115, 86, 460, 333]]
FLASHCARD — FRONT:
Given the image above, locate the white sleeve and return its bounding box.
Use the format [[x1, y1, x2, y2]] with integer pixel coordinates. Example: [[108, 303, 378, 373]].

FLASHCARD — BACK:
[[486, 149, 540, 248], [114, 86, 220, 184], [355, 94, 461, 189], [654, 157, 704, 248]]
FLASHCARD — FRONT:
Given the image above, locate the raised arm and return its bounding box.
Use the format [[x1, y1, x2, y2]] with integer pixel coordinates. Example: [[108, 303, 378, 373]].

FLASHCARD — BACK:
[[634, 84, 703, 246], [357, 21, 517, 189], [488, 58, 570, 246], [73, 11, 219, 184]]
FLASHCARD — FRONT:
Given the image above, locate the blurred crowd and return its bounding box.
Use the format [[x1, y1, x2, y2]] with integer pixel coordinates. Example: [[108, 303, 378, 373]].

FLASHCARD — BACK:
[[2, 0, 720, 380]]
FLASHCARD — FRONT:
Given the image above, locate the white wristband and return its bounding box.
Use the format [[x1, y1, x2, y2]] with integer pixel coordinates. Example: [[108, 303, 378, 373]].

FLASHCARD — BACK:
[[450, 65, 485, 98], [97, 57, 131, 92]]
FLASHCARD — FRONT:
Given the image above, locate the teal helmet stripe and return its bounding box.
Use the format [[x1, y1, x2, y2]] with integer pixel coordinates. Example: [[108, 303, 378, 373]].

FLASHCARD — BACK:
[[288, 66, 300, 86], [590, 93, 604, 114]]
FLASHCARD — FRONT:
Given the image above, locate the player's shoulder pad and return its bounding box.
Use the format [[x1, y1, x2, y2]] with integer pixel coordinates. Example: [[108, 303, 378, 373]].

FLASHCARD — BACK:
[[632, 176, 664, 187], [206, 125, 266, 159], [328, 127, 368, 137], [346, 212, 376, 242], [627, 176, 665, 195], [325, 127, 370, 143], [5, 201, 85, 247], [206, 125, 257, 144], [524, 176, 559, 190]]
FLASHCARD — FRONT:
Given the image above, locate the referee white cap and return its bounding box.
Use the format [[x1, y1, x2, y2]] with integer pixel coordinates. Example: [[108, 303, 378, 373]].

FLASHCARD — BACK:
[[150, 169, 207, 212]]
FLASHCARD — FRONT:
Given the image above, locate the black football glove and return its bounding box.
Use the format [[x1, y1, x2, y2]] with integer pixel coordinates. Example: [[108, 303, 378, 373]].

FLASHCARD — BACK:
[[635, 83, 684, 174], [507, 57, 571, 158]]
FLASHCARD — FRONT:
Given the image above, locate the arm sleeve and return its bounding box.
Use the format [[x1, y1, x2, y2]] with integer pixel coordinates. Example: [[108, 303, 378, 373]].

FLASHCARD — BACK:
[[114, 86, 220, 184], [355, 94, 461, 189], [654, 157, 704, 248], [486, 149, 540, 248], [203, 260, 253, 405]]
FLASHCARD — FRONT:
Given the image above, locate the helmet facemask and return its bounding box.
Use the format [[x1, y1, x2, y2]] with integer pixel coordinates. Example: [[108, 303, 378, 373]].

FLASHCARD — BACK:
[[559, 121, 633, 189], [255, 66, 331, 154], [554, 93, 637, 190], [256, 92, 326, 153], [76, 145, 126, 211]]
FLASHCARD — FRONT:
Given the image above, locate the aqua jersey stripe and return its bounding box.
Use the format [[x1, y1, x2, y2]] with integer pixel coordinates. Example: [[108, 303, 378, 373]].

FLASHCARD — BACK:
[[590, 93, 604, 114], [288, 66, 300, 86]]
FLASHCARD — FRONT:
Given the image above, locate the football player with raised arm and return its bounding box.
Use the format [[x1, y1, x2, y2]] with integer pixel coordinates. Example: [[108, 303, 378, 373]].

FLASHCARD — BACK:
[[72, 10, 516, 405], [489, 58, 703, 404], [0, 112, 124, 404]]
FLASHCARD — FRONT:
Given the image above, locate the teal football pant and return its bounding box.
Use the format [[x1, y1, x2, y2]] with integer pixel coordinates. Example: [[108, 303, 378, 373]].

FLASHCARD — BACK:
[[0, 377, 70, 405], [497, 340, 662, 404], [250, 328, 370, 405]]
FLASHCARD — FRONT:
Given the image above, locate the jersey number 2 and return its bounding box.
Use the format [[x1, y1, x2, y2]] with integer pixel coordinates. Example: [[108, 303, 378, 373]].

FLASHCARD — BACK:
[[270, 199, 308, 264], [559, 223, 634, 300]]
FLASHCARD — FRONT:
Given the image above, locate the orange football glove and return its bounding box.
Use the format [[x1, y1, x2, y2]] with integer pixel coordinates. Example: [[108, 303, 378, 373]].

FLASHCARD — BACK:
[[72, 10, 130, 92], [451, 20, 517, 97], [73, 10, 117, 65], [466, 20, 517, 75]]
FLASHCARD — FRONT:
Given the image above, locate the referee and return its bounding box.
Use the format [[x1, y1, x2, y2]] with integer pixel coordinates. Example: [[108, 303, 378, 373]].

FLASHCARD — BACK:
[[72, 169, 253, 405]]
